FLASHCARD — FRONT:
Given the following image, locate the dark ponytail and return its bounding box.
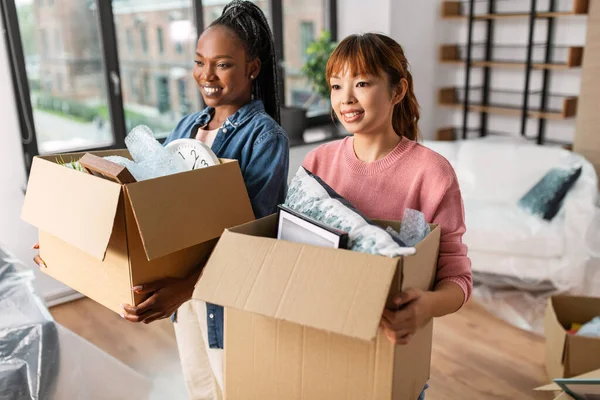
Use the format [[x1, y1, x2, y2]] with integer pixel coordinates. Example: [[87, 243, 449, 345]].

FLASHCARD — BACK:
[[210, 0, 281, 123]]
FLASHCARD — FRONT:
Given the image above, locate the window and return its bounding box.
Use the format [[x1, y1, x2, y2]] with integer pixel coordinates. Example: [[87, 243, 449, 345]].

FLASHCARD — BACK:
[[203, 1, 270, 27], [282, 0, 335, 118], [140, 26, 148, 54], [157, 27, 164, 54], [143, 73, 152, 103], [126, 28, 133, 52], [300, 21, 314, 61], [40, 29, 47, 56], [5, 0, 336, 169], [55, 30, 61, 54]]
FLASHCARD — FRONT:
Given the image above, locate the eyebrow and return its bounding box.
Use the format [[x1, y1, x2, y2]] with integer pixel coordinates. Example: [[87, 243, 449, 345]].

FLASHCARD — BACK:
[[195, 52, 234, 59]]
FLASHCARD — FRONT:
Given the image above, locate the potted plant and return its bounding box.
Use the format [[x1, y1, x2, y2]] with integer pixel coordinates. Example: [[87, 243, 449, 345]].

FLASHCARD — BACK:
[[280, 31, 337, 145]]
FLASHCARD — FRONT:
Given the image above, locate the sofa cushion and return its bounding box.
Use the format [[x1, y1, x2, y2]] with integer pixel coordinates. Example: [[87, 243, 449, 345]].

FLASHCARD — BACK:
[[463, 199, 564, 258], [518, 166, 583, 220]]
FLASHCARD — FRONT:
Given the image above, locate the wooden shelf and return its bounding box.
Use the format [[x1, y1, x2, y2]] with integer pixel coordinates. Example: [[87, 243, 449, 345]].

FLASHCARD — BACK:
[[438, 87, 578, 120], [439, 45, 584, 69], [441, 0, 588, 20], [435, 127, 574, 149]]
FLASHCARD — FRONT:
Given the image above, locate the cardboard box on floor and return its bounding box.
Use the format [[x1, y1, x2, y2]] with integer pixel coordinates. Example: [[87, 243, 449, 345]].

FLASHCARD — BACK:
[[21, 150, 254, 314], [545, 295, 600, 380], [536, 368, 600, 400], [193, 214, 441, 400]]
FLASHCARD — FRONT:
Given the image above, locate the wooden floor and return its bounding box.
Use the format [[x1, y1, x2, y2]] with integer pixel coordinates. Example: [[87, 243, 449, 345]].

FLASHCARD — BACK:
[[50, 298, 554, 400]]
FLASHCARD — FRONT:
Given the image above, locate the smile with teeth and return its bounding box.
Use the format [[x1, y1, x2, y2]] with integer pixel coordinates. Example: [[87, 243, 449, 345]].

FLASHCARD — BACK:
[[344, 111, 362, 117], [341, 110, 364, 122], [202, 86, 222, 95]]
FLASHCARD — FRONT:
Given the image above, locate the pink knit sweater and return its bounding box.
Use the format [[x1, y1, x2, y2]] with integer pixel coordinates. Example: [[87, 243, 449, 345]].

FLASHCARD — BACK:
[[302, 136, 472, 304]]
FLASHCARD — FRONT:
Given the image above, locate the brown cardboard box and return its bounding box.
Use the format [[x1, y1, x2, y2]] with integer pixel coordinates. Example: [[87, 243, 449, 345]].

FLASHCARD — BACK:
[[193, 214, 441, 400], [536, 368, 600, 400], [21, 150, 255, 314], [545, 295, 600, 380]]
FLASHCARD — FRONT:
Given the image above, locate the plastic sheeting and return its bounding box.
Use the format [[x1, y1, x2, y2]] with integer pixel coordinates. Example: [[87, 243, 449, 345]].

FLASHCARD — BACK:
[[0, 248, 58, 400], [0, 246, 152, 400], [424, 137, 600, 334]]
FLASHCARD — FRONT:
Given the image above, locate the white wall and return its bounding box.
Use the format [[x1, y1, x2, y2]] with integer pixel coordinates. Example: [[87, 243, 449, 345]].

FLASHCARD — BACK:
[[0, 17, 75, 303], [388, 1, 587, 142], [338, 0, 391, 37], [390, 1, 442, 139]]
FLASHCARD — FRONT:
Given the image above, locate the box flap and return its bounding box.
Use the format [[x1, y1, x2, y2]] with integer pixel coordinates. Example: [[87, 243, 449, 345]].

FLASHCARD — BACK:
[[536, 368, 600, 392], [124, 160, 254, 260], [567, 335, 600, 377], [193, 216, 399, 341], [545, 297, 570, 380], [21, 157, 122, 261]]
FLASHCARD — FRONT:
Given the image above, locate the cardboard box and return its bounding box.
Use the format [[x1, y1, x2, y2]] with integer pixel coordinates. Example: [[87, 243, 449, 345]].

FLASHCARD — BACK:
[[193, 214, 441, 400], [536, 368, 600, 400], [545, 295, 600, 380], [21, 150, 255, 314]]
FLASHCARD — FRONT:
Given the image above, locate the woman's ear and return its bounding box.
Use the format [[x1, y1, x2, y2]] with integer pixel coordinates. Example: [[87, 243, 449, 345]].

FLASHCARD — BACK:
[[392, 78, 409, 105], [248, 58, 261, 80]]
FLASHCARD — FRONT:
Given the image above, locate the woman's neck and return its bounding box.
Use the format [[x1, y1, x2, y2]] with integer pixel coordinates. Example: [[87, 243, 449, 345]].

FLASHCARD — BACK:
[[207, 94, 253, 130], [352, 126, 401, 163]]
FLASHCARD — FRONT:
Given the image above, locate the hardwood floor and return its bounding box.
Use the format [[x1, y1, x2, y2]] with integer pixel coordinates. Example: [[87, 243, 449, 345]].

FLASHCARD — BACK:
[[50, 298, 555, 400]]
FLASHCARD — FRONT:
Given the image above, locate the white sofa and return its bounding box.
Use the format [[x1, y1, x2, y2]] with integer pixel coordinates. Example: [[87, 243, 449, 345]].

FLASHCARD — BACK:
[[423, 136, 599, 296]]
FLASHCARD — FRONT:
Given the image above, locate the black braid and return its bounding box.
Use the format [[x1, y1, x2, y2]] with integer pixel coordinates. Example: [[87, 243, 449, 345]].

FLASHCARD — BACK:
[[209, 0, 281, 123]]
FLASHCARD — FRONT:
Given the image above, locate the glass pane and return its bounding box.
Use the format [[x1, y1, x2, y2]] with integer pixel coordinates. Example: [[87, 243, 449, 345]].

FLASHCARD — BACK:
[[113, 0, 200, 139], [16, 0, 115, 154], [203, 1, 270, 29], [283, 0, 331, 117]]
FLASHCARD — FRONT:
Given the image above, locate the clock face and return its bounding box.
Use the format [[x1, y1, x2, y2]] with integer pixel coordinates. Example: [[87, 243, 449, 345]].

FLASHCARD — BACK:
[[165, 139, 220, 171]]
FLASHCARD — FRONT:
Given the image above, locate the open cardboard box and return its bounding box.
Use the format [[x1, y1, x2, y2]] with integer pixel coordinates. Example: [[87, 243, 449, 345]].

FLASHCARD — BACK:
[[545, 296, 600, 380], [536, 368, 600, 400], [21, 149, 255, 314], [193, 214, 441, 400]]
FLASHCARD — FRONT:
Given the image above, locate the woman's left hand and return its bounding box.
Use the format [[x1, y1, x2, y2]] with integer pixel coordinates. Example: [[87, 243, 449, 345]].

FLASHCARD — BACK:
[[380, 288, 433, 345], [121, 276, 195, 324]]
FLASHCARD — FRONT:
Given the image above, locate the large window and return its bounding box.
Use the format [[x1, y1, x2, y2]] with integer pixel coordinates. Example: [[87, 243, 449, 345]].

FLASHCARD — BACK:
[[112, 0, 199, 138], [9, 0, 114, 155], [2, 0, 336, 170], [282, 0, 335, 119]]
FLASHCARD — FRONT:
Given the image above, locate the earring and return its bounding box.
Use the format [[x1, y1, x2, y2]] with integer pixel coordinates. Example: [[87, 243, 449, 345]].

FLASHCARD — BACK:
[[250, 75, 255, 79]]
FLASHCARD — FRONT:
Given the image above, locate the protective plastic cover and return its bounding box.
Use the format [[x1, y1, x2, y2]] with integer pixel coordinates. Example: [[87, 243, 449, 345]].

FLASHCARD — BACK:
[[424, 137, 600, 334], [0, 246, 152, 399], [0, 247, 58, 399]]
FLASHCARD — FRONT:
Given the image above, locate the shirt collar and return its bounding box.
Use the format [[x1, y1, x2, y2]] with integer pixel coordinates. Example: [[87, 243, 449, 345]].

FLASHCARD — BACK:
[[193, 100, 265, 129]]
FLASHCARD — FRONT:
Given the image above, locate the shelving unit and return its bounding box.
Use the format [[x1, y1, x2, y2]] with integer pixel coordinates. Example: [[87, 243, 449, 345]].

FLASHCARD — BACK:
[[439, 44, 584, 69], [437, 0, 589, 144]]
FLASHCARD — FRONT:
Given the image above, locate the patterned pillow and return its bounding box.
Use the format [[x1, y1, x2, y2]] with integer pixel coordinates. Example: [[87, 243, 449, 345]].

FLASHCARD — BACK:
[[285, 167, 415, 257], [518, 166, 582, 220]]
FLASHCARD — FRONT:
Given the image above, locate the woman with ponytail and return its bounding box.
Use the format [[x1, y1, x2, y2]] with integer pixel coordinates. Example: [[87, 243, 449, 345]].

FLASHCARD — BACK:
[[118, 2, 288, 398], [302, 33, 472, 399]]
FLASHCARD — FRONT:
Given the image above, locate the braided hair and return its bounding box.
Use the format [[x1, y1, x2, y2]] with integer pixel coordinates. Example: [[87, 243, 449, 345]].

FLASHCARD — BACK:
[[209, 0, 281, 123]]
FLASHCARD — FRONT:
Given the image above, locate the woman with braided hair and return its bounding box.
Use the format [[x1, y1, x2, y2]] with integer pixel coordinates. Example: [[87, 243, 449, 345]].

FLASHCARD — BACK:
[[118, 2, 288, 398]]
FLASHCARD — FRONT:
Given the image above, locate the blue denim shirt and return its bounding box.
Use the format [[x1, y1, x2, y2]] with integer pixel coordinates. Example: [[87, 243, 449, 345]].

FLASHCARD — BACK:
[[164, 99, 289, 349]]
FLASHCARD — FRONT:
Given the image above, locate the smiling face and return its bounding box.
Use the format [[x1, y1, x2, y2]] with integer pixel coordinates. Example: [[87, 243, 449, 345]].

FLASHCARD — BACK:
[[192, 25, 260, 109], [330, 68, 399, 136]]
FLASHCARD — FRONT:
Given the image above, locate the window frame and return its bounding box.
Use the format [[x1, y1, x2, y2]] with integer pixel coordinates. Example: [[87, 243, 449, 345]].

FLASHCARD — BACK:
[[2, 0, 337, 175]]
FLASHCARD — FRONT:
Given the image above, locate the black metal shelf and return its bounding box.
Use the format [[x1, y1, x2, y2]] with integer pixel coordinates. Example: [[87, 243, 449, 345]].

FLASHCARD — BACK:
[[439, 0, 587, 145]]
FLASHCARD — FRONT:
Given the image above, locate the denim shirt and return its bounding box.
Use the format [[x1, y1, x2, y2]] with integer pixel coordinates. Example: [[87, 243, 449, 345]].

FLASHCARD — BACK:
[[164, 99, 289, 349]]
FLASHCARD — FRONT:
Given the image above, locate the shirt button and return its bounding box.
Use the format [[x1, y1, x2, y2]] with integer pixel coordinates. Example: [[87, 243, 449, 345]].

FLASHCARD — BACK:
[[222, 128, 228, 133], [209, 313, 214, 319], [234, 122, 239, 126]]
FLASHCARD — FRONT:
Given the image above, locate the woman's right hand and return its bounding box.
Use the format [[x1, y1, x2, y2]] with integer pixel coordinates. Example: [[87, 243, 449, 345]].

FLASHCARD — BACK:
[[32, 243, 47, 268]]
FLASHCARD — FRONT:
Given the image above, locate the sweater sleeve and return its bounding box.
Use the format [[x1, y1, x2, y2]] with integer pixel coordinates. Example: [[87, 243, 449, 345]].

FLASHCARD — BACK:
[[431, 184, 473, 307]]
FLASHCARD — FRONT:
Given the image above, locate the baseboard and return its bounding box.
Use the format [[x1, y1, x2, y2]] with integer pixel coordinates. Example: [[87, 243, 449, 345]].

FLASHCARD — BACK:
[[43, 287, 84, 308]]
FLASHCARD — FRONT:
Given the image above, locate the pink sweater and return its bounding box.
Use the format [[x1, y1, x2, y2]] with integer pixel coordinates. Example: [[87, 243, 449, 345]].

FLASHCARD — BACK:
[[302, 136, 472, 304]]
